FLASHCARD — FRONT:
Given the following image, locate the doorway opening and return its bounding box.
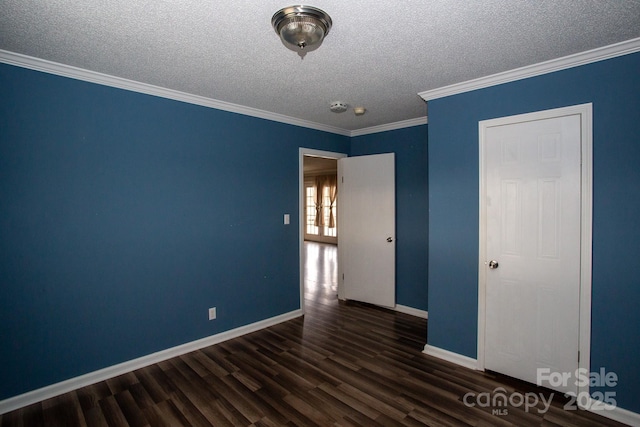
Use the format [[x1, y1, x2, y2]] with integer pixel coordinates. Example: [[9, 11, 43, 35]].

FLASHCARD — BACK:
[[303, 156, 338, 244], [299, 148, 346, 314]]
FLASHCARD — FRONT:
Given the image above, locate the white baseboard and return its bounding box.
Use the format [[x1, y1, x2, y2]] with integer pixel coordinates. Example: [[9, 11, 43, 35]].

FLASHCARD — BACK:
[[421, 346, 640, 425], [0, 309, 302, 415], [583, 397, 640, 426], [423, 344, 478, 370], [395, 304, 428, 319]]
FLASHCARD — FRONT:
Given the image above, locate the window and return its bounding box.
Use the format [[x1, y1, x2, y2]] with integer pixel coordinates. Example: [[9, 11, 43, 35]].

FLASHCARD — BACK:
[[305, 176, 337, 242]]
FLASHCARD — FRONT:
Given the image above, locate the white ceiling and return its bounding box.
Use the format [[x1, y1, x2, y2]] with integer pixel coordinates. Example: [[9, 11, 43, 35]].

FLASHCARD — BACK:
[[1, 1, 639, 133]]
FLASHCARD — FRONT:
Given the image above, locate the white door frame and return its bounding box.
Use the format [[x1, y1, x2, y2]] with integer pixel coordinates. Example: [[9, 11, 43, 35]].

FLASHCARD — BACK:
[[299, 148, 347, 314], [477, 103, 593, 399]]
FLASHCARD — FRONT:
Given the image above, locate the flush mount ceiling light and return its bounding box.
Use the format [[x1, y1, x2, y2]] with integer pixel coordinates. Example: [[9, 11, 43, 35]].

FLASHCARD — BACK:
[[272, 5, 332, 57]]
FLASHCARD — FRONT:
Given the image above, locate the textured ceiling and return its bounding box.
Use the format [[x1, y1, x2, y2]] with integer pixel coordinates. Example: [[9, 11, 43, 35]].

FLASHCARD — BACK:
[[1, 1, 639, 132]]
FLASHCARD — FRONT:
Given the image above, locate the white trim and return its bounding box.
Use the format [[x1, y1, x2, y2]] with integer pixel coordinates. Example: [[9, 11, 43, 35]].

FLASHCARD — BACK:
[[585, 401, 640, 426], [578, 105, 594, 404], [0, 49, 350, 136], [419, 37, 640, 101], [0, 49, 426, 138], [395, 304, 428, 319], [423, 345, 478, 370], [299, 148, 348, 314], [477, 104, 593, 399], [422, 347, 640, 424], [350, 117, 428, 137], [0, 309, 302, 415]]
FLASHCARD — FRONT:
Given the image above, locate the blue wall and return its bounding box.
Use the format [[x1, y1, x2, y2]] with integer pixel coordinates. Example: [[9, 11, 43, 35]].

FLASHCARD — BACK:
[[351, 126, 429, 311], [0, 63, 350, 400], [427, 52, 640, 412]]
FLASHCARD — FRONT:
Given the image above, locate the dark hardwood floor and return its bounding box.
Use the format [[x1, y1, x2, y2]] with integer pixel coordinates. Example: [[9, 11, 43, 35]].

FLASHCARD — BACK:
[[1, 242, 624, 426]]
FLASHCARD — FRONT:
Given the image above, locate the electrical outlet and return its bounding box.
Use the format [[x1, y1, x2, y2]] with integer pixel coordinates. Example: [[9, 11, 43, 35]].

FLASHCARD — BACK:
[[208, 307, 217, 320]]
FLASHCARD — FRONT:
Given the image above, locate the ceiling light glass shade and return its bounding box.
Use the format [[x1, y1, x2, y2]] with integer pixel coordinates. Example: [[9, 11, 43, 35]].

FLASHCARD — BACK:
[[272, 6, 332, 52]]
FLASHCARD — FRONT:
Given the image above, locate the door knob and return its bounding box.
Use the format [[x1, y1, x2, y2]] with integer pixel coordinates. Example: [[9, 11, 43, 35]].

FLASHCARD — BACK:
[[488, 260, 499, 269], [386, 237, 393, 243]]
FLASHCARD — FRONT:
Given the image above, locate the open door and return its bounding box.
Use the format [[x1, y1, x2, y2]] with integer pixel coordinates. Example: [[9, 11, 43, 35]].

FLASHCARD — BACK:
[[338, 153, 395, 308]]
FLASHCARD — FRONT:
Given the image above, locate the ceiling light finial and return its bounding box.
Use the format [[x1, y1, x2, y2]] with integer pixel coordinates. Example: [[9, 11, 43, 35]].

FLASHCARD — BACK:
[[272, 5, 332, 58]]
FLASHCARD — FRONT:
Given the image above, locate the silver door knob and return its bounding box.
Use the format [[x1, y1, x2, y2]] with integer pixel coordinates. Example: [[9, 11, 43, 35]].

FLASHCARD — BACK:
[[488, 260, 499, 269], [386, 237, 393, 243]]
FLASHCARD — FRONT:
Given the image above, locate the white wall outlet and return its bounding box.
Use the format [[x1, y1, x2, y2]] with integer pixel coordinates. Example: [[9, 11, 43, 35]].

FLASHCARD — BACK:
[[284, 213, 290, 225], [208, 307, 217, 320]]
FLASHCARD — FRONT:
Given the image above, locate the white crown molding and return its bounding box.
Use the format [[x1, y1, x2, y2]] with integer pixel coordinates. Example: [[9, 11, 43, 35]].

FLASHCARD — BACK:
[[0, 49, 430, 137], [4, 38, 640, 136], [0, 50, 352, 136], [0, 309, 302, 415], [350, 117, 428, 137], [418, 37, 640, 101]]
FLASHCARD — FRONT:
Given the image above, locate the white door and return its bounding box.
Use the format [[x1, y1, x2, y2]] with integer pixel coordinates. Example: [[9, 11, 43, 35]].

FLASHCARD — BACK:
[[482, 112, 582, 395], [338, 153, 395, 308]]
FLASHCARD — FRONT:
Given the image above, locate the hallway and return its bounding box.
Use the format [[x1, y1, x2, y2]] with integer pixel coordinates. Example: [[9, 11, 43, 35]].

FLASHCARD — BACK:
[[303, 241, 338, 306]]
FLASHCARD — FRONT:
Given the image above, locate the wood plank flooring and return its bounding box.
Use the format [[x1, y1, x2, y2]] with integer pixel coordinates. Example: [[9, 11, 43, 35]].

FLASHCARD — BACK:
[[0, 243, 624, 426]]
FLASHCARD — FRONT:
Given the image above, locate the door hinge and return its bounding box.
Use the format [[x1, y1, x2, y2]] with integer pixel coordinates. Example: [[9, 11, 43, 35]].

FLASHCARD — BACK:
[[341, 176, 344, 183], [578, 351, 580, 362]]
